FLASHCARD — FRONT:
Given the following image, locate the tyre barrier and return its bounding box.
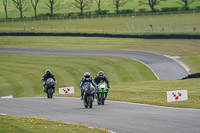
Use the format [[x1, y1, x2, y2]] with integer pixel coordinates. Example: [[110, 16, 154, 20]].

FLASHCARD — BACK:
[[182, 73, 200, 79], [0, 32, 200, 39]]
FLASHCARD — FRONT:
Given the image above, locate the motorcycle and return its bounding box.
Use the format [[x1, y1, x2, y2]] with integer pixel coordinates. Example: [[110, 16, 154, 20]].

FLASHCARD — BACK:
[[96, 83, 108, 105], [82, 82, 95, 108], [45, 78, 55, 99]]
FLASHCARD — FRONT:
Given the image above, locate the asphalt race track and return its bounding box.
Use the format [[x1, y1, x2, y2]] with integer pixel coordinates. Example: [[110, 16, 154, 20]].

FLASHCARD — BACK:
[[0, 97, 200, 133], [0, 48, 189, 80], [1, 48, 198, 133]]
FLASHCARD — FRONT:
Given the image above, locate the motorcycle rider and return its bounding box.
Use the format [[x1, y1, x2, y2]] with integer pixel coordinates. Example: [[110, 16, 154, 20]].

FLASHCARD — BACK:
[[42, 69, 56, 92], [79, 72, 97, 100], [94, 71, 110, 89]]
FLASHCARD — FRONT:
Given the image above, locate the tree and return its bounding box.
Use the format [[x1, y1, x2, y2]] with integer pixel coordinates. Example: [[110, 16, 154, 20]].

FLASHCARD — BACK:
[[45, 0, 61, 16], [12, 0, 28, 18], [139, 0, 167, 12], [95, 0, 105, 15], [111, 0, 129, 14], [174, 0, 196, 10], [30, 0, 40, 17], [3, 0, 8, 18], [72, 0, 93, 16]]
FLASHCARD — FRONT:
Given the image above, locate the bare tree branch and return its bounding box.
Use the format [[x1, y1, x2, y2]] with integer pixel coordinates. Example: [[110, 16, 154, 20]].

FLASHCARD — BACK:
[[44, 0, 62, 16], [111, 0, 129, 14], [72, 0, 93, 16], [139, 0, 167, 12], [30, 0, 40, 17], [3, 0, 8, 18], [95, 0, 105, 15], [12, 0, 28, 18], [173, 0, 196, 10]]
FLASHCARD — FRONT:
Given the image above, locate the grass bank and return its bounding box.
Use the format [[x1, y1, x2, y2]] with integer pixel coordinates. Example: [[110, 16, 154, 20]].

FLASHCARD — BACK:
[[1, 36, 200, 56], [0, 53, 156, 98], [0, 115, 108, 133]]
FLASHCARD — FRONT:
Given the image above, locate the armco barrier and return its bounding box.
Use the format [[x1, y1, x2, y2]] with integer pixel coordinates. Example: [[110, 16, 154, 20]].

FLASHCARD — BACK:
[[0, 32, 200, 39]]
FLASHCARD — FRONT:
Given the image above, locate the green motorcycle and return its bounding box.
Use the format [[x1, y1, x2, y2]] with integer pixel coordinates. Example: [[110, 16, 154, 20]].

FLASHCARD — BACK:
[[96, 83, 108, 105]]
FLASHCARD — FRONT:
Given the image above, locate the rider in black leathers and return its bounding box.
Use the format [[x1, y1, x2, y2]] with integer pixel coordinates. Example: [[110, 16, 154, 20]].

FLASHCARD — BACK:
[[94, 71, 110, 89], [42, 69, 56, 92], [79, 72, 97, 100]]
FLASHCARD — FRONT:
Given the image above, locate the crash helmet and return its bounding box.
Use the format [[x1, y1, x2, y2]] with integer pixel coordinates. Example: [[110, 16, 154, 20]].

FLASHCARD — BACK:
[[84, 72, 90, 79], [46, 69, 51, 75], [97, 71, 104, 79]]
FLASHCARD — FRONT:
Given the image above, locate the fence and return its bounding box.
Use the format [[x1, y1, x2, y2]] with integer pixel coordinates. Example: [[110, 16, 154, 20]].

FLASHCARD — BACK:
[[0, 10, 199, 34], [1, 10, 200, 23]]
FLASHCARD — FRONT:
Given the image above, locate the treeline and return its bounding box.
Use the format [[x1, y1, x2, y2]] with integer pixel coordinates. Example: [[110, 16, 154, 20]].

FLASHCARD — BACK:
[[1, 0, 200, 18]]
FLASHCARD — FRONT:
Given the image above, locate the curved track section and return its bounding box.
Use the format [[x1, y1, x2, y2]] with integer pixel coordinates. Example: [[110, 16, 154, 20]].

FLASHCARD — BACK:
[[0, 48, 189, 80], [0, 97, 200, 133]]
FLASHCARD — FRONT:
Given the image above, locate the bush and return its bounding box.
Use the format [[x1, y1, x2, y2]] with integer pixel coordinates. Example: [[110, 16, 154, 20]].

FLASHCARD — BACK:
[[161, 7, 179, 12], [94, 10, 109, 15], [36, 13, 64, 18], [118, 9, 134, 14], [195, 6, 200, 10], [138, 9, 146, 13]]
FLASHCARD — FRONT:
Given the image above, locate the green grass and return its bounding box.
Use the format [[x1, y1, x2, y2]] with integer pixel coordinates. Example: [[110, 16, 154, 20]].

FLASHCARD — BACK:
[[111, 79, 200, 109], [0, 0, 200, 18], [0, 115, 108, 133], [0, 13, 200, 33], [0, 53, 156, 98], [180, 55, 200, 73], [1, 36, 200, 56]]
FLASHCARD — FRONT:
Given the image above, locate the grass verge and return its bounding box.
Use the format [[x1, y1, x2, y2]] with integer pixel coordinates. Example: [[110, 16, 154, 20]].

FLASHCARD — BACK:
[[180, 55, 200, 73], [1, 36, 200, 56], [0, 115, 108, 133], [110, 79, 200, 109]]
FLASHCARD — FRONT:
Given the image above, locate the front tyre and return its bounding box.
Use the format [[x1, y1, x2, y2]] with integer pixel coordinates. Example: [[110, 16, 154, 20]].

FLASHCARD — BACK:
[[47, 88, 53, 98], [88, 95, 93, 108], [101, 93, 105, 105], [83, 95, 88, 108]]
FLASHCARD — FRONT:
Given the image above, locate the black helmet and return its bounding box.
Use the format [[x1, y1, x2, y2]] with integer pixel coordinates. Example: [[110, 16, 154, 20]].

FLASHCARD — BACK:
[[84, 72, 90, 79], [46, 69, 51, 75], [97, 71, 104, 79]]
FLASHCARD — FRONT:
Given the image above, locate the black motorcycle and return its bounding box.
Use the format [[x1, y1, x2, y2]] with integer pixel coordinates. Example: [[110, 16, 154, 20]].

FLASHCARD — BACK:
[[45, 78, 55, 98], [82, 82, 95, 108]]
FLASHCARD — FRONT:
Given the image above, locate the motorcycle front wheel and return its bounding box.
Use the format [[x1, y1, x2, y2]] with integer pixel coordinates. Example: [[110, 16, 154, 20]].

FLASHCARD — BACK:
[[47, 88, 53, 98], [88, 95, 93, 108]]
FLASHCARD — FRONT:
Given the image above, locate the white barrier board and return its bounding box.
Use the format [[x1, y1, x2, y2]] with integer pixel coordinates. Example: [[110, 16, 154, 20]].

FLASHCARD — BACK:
[[1, 95, 13, 99], [59, 86, 74, 94], [167, 90, 188, 102]]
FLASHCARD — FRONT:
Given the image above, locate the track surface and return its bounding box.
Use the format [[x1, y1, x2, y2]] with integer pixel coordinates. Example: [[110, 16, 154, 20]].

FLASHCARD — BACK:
[[0, 48, 189, 80], [0, 97, 200, 133]]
